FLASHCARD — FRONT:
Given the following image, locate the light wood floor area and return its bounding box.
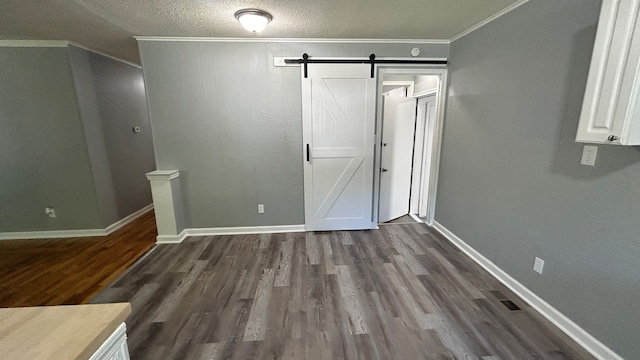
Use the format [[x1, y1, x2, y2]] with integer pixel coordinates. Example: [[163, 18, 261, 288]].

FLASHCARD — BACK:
[[93, 223, 593, 360], [0, 210, 157, 307]]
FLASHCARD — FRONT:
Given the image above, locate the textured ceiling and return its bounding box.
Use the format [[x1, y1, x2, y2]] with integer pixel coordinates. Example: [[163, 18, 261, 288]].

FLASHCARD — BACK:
[[0, 0, 519, 64]]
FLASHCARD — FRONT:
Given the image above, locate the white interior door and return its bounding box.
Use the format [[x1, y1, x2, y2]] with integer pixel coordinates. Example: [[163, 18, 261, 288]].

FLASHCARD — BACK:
[[302, 64, 377, 231], [378, 95, 416, 223]]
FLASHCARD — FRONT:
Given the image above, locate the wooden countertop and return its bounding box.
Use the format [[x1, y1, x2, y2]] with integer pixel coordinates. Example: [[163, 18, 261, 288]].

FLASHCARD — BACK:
[[0, 303, 131, 360]]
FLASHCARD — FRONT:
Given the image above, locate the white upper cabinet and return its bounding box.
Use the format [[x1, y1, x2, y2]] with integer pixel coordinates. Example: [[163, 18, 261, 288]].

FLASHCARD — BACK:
[[577, 0, 640, 145]]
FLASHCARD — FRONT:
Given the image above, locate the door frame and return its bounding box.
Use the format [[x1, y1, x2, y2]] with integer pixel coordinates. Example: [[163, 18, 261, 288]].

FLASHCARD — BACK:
[[382, 80, 415, 97], [414, 94, 438, 221], [410, 93, 437, 218], [373, 67, 448, 226]]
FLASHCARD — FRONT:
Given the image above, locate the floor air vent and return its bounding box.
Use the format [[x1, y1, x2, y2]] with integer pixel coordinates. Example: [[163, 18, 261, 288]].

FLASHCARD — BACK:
[[500, 300, 521, 311]]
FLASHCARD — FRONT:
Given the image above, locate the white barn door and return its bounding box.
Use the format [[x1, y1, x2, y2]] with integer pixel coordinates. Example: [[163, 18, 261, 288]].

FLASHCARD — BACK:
[[302, 64, 377, 231]]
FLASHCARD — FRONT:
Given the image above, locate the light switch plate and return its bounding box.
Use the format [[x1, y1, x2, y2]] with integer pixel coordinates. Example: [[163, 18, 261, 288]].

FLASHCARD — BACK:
[[533, 257, 545, 274]]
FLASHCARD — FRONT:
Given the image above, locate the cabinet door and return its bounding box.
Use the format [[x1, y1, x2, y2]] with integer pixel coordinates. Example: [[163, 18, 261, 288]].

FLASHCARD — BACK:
[[576, 0, 640, 145]]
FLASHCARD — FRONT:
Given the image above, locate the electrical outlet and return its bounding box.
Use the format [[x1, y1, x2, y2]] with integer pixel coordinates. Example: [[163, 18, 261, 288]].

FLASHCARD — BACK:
[[533, 257, 545, 274], [580, 145, 598, 166], [45, 207, 56, 218], [257, 204, 265, 214]]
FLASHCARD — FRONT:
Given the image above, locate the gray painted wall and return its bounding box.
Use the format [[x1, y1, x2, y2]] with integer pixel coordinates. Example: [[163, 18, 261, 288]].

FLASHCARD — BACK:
[[0, 47, 102, 231], [69, 45, 155, 226], [437, 0, 638, 357], [80, 47, 154, 225], [139, 41, 448, 228], [87, 50, 155, 223], [68, 45, 120, 227]]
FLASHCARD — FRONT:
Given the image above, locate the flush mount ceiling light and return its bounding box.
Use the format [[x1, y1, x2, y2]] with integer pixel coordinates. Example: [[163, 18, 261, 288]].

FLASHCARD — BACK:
[[234, 9, 273, 33]]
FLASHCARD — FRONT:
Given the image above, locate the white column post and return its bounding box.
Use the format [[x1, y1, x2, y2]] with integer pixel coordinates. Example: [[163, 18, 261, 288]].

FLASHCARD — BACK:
[[145, 170, 186, 243]]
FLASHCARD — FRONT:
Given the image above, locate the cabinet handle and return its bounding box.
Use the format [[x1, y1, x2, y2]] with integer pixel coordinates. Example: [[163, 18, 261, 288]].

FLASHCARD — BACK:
[[607, 135, 619, 142], [306, 144, 310, 162]]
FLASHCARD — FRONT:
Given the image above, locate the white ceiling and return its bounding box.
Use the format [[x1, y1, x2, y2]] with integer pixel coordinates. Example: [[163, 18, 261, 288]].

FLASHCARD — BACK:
[[0, 0, 519, 64]]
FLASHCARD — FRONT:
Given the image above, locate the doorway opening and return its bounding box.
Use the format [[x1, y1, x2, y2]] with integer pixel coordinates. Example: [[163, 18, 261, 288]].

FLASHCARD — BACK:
[[375, 68, 446, 226]]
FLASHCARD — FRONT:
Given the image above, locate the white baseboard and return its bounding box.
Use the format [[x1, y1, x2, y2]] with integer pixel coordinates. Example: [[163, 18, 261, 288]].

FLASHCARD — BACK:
[[187, 224, 305, 237], [155, 224, 306, 244], [0, 228, 107, 240], [105, 204, 154, 234], [0, 204, 154, 241], [432, 221, 623, 360], [156, 230, 188, 244], [408, 213, 425, 223]]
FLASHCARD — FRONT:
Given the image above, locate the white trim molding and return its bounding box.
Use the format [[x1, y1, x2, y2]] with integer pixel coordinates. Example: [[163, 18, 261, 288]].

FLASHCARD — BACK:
[[146, 169, 179, 180], [155, 225, 305, 244], [383, 80, 416, 97], [68, 42, 141, 69], [0, 229, 107, 241], [105, 204, 154, 234], [135, 36, 449, 44], [0, 40, 141, 67], [136, 2, 529, 46], [432, 221, 624, 360], [156, 230, 188, 244], [408, 213, 424, 223], [450, 0, 530, 42], [187, 225, 305, 237], [412, 88, 438, 98], [0, 205, 153, 241]]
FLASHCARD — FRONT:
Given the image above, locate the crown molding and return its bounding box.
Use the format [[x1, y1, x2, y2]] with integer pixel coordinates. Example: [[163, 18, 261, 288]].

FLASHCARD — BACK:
[[68, 42, 141, 68], [136, 1, 531, 47], [450, 0, 530, 42], [134, 36, 450, 44]]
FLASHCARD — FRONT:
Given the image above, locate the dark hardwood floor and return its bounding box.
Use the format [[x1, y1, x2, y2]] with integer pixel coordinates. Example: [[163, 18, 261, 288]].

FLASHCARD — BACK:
[[0, 210, 157, 307], [92, 223, 593, 360]]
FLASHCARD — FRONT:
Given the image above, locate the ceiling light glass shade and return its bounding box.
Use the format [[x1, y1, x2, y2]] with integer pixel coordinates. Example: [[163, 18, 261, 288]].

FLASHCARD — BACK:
[[235, 9, 272, 33]]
